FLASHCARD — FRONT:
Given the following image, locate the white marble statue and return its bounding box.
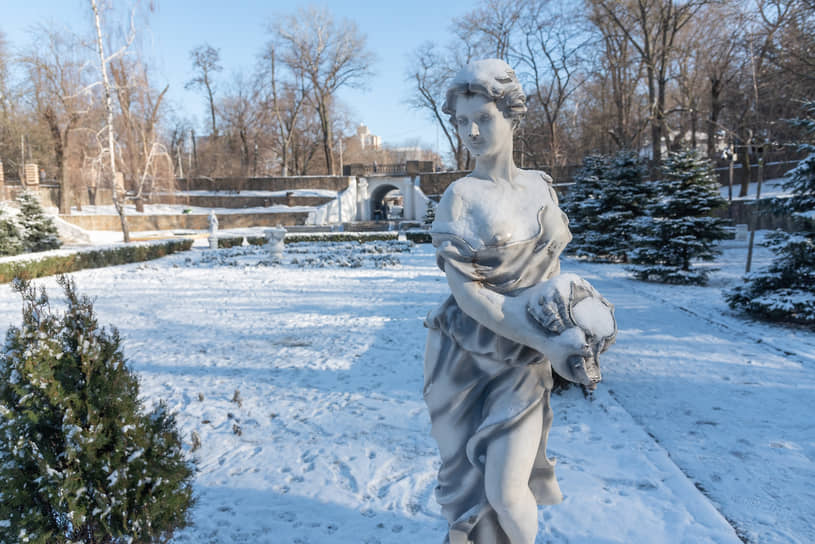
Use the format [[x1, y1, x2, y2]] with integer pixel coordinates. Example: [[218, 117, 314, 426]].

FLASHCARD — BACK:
[[265, 226, 286, 261], [208, 210, 219, 250], [423, 59, 617, 544]]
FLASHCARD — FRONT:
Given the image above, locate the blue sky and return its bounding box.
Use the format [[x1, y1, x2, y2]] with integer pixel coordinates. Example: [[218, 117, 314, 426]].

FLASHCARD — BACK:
[[2, 0, 476, 151]]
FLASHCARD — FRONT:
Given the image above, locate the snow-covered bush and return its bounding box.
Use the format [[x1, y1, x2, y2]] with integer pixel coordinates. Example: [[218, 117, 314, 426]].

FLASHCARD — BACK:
[[0, 210, 23, 256], [0, 277, 195, 543], [16, 191, 61, 253], [629, 149, 728, 285], [562, 151, 652, 262], [726, 102, 815, 326]]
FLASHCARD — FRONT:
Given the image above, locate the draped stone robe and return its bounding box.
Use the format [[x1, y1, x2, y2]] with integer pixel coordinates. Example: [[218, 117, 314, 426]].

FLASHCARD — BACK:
[[424, 178, 571, 544]]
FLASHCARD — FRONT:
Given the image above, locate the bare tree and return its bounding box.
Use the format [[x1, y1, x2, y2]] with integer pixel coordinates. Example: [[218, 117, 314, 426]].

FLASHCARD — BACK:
[[589, 0, 709, 162], [272, 7, 375, 175], [406, 42, 472, 170], [218, 70, 263, 177], [19, 25, 95, 214], [452, 0, 529, 62], [517, 2, 590, 173], [90, 0, 141, 242], [186, 43, 222, 138], [109, 57, 172, 209], [257, 43, 309, 176]]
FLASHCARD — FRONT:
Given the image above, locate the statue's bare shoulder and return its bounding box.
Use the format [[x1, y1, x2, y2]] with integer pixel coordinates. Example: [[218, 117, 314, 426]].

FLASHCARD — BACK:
[[433, 171, 556, 248]]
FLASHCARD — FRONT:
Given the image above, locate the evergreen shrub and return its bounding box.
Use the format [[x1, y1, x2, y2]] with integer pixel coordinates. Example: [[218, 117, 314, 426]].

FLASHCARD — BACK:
[[216, 236, 244, 248], [562, 151, 653, 262], [726, 101, 815, 326], [406, 230, 432, 244], [16, 192, 61, 253], [284, 232, 398, 243], [0, 277, 195, 543], [0, 211, 23, 257], [629, 149, 729, 285]]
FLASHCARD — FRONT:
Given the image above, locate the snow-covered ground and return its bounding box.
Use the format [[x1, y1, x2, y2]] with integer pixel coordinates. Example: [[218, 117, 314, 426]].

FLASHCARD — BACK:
[[65, 203, 320, 216], [719, 177, 791, 201], [0, 236, 812, 543]]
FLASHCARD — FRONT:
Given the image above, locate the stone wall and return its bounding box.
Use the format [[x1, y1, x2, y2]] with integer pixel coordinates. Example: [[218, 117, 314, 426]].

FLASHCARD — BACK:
[[150, 194, 334, 209], [419, 171, 469, 198], [713, 199, 808, 232], [59, 211, 311, 231], [177, 176, 353, 192]]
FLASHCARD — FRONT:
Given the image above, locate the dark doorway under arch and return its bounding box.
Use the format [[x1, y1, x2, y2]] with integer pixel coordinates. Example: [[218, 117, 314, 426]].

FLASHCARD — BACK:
[[369, 184, 402, 220]]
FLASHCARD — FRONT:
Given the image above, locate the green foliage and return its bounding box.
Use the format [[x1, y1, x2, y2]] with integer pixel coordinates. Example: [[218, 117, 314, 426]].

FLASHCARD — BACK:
[[725, 232, 815, 326], [245, 236, 267, 246], [216, 236, 244, 248], [16, 192, 61, 253], [0, 277, 195, 543], [405, 230, 432, 244], [629, 149, 729, 285], [423, 199, 436, 227], [0, 239, 193, 283], [562, 151, 653, 262], [284, 232, 398, 243], [726, 101, 815, 326], [0, 211, 23, 257]]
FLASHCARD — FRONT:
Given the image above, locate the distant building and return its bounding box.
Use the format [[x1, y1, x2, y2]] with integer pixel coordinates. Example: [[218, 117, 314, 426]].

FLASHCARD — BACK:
[[353, 124, 381, 151]]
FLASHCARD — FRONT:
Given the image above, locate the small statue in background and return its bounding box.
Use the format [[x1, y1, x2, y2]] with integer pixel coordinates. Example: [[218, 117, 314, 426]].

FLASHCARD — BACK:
[[208, 210, 219, 250], [423, 59, 617, 544]]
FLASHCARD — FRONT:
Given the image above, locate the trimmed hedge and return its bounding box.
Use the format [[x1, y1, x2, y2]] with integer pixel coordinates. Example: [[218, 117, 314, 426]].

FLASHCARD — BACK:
[[284, 232, 398, 243], [217, 236, 245, 248], [405, 230, 432, 244], [246, 236, 267, 246], [0, 239, 194, 283], [218, 231, 432, 246]]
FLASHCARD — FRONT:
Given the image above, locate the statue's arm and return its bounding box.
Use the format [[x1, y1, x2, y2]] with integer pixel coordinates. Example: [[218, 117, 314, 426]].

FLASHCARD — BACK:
[[444, 265, 588, 374]]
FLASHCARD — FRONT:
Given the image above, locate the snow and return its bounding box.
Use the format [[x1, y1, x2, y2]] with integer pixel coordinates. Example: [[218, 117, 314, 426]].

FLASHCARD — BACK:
[[155, 190, 339, 198], [65, 203, 319, 216], [719, 177, 792, 201], [0, 235, 812, 543]]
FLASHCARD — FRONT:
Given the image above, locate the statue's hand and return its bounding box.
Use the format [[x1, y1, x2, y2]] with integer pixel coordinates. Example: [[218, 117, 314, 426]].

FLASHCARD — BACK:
[[526, 274, 617, 386]]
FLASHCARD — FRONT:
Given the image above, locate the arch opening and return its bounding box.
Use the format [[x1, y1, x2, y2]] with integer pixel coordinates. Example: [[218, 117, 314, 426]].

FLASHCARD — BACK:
[[369, 183, 403, 220]]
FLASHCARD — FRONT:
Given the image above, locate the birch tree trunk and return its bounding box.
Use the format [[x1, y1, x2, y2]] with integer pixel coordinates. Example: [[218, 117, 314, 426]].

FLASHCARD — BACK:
[[90, 0, 130, 242]]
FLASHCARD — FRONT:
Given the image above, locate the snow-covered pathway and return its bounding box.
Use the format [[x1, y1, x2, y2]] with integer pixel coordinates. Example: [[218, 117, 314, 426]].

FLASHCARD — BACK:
[[564, 256, 815, 544], [2, 241, 809, 543]]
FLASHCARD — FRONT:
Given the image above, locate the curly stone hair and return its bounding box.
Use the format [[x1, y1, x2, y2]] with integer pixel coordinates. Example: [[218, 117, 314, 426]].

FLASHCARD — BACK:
[[442, 59, 527, 129]]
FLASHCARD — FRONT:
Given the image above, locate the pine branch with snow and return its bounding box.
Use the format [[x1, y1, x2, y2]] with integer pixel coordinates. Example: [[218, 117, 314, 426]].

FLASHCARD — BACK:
[[562, 151, 653, 262], [726, 102, 815, 326], [0, 277, 195, 543], [629, 149, 729, 285]]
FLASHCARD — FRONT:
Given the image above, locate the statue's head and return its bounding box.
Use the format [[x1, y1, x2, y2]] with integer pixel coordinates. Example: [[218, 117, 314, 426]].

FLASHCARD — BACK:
[[442, 59, 527, 130]]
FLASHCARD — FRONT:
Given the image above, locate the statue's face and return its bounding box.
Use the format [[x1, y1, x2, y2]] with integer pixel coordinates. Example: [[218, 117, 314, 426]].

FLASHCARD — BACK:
[[454, 94, 513, 159]]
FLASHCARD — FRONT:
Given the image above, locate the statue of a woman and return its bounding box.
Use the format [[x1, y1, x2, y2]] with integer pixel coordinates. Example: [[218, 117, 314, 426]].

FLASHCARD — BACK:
[[424, 59, 617, 544]]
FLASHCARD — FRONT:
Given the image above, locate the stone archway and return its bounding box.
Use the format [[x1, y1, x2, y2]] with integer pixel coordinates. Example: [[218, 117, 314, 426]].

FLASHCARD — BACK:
[[369, 183, 400, 220]]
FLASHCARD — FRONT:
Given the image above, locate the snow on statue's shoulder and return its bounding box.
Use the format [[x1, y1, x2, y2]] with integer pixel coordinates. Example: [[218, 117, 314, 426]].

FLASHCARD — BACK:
[[431, 174, 552, 249]]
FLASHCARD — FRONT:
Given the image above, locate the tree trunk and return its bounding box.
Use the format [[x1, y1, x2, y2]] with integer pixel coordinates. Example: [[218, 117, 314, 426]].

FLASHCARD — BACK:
[[739, 146, 752, 197], [707, 78, 722, 159], [91, 0, 130, 242]]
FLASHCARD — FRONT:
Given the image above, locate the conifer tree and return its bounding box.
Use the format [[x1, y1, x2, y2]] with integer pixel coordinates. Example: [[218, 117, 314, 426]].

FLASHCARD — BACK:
[[562, 151, 652, 262], [0, 210, 23, 256], [726, 102, 815, 326], [0, 277, 195, 543], [629, 149, 728, 284], [17, 191, 61, 253]]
